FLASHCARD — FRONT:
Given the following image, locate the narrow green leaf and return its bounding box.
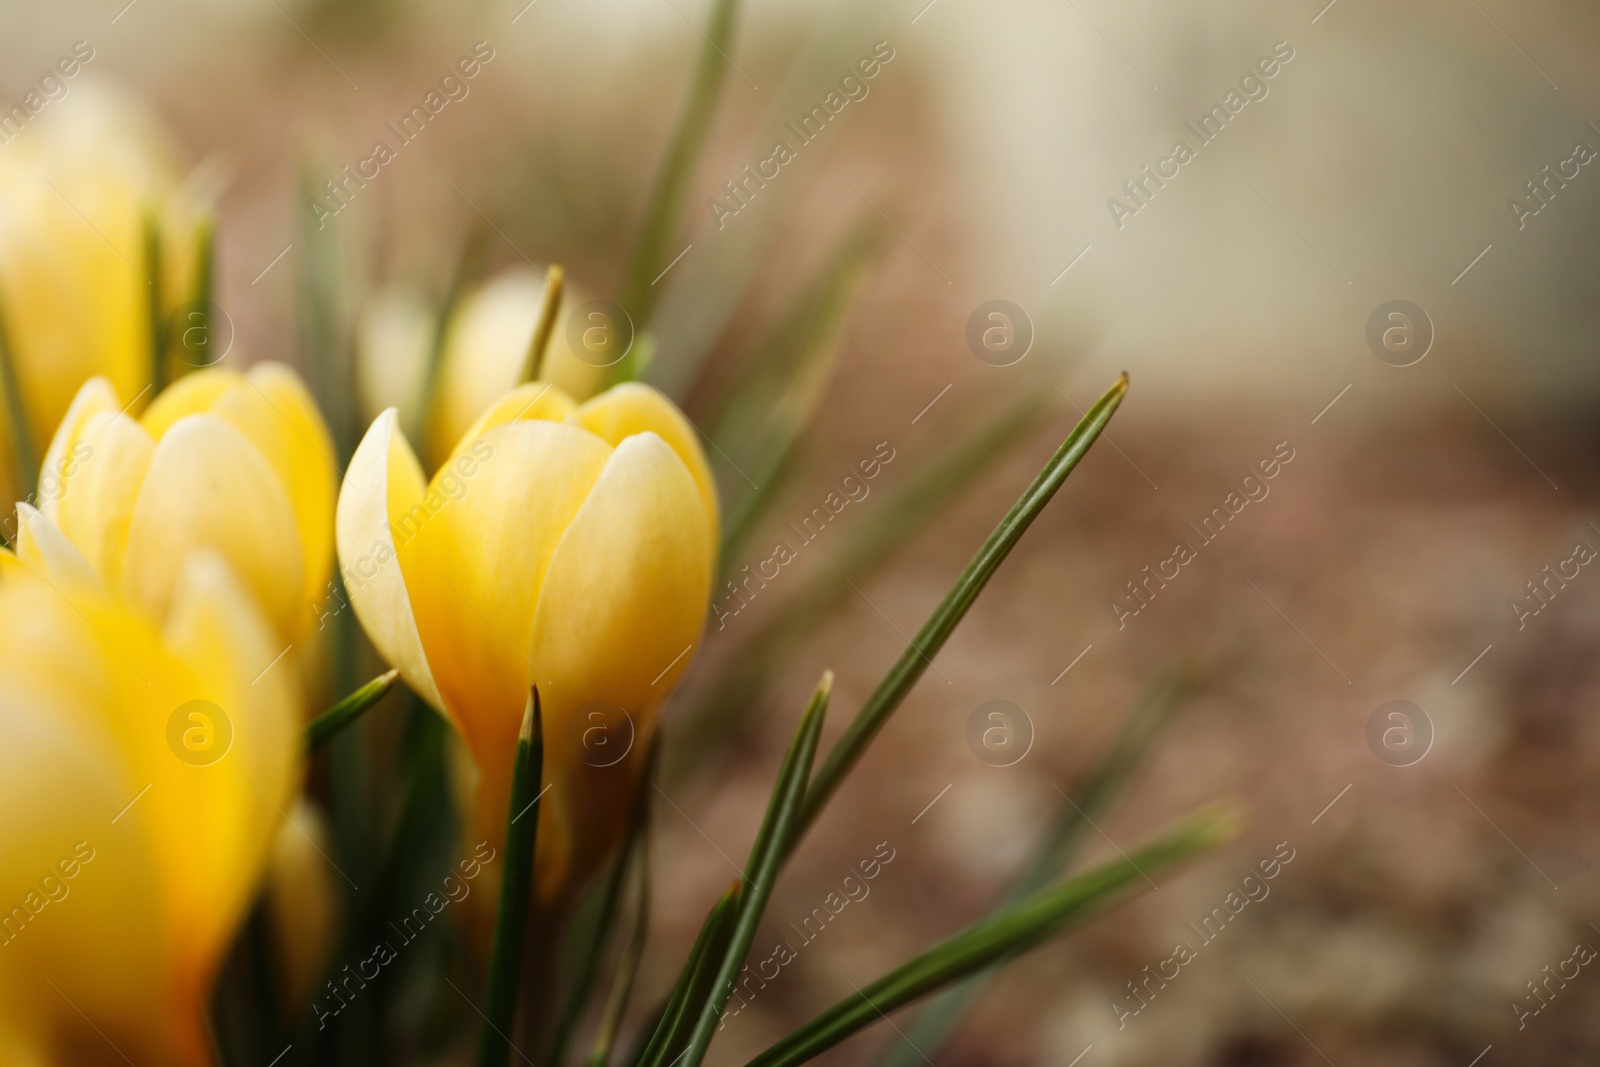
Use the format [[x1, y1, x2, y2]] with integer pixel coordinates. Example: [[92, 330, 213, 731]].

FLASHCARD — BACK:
[[181, 215, 217, 374], [634, 886, 739, 1067], [520, 263, 565, 384], [881, 664, 1201, 1067], [797, 374, 1127, 839], [477, 688, 545, 1067], [546, 739, 656, 1067], [304, 668, 401, 752], [0, 289, 36, 507], [145, 208, 167, 395], [744, 801, 1240, 1067], [678, 672, 831, 1067], [614, 0, 743, 351], [714, 222, 882, 571], [587, 818, 653, 1067]]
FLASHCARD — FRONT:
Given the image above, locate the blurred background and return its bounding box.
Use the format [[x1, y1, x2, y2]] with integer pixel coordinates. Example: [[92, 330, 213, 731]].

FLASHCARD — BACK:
[[4, 0, 1600, 1063]]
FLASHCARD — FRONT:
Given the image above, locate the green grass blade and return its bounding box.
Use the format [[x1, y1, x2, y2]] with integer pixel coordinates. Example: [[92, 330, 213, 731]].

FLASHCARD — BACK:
[[880, 664, 1201, 1067], [145, 208, 167, 395], [0, 289, 36, 508], [587, 818, 653, 1067], [744, 801, 1239, 1067], [477, 689, 545, 1067], [303, 668, 401, 752], [547, 739, 656, 1067], [634, 886, 740, 1067], [179, 215, 217, 374], [414, 224, 491, 460], [520, 264, 565, 384], [714, 223, 881, 570], [678, 672, 831, 1067], [614, 0, 743, 350], [796, 373, 1127, 834]]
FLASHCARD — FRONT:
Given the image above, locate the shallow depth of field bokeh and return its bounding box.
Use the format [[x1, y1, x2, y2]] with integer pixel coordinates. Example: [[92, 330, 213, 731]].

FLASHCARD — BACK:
[[5, 0, 1600, 1063]]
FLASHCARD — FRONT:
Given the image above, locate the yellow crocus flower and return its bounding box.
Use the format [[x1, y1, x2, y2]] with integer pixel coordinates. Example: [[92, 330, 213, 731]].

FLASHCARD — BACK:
[[27, 364, 336, 645], [0, 83, 199, 508], [355, 268, 614, 463], [0, 552, 300, 1066], [337, 381, 716, 898]]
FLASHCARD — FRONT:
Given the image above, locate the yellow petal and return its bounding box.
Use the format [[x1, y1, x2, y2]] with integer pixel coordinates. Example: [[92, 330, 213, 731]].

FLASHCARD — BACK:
[[404, 419, 612, 766], [161, 551, 302, 988], [517, 431, 713, 893], [208, 362, 338, 612], [443, 380, 578, 465], [336, 409, 445, 713], [0, 566, 281, 1067], [139, 366, 243, 440], [123, 414, 305, 636], [570, 383, 719, 532]]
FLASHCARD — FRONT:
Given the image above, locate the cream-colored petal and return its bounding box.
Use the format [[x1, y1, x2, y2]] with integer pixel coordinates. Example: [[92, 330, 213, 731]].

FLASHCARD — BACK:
[[570, 383, 719, 532], [37, 376, 119, 524], [356, 282, 432, 427], [15, 502, 102, 590], [335, 409, 445, 713], [123, 414, 304, 636], [51, 409, 156, 585], [402, 419, 612, 766]]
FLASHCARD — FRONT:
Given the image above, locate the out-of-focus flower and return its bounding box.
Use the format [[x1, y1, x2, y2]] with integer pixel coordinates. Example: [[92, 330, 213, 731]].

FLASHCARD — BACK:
[[0, 553, 300, 1066], [263, 798, 339, 1018], [0, 83, 201, 507], [356, 267, 612, 463], [27, 364, 336, 644], [336, 381, 716, 899]]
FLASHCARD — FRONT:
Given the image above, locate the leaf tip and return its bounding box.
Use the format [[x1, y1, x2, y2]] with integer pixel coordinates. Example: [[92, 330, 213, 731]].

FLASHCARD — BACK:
[[522, 685, 541, 743], [1192, 798, 1245, 849]]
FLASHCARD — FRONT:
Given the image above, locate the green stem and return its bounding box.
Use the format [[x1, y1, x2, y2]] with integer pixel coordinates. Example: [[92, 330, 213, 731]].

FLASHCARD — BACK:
[[145, 209, 166, 394], [586, 824, 652, 1067], [545, 737, 652, 1067], [0, 289, 37, 507], [478, 689, 546, 1067], [520, 264, 564, 384], [182, 216, 217, 371]]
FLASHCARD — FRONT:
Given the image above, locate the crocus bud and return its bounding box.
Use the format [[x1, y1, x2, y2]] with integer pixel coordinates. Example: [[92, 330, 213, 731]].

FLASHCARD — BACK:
[[337, 380, 716, 899], [31, 364, 336, 644], [354, 267, 612, 463]]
